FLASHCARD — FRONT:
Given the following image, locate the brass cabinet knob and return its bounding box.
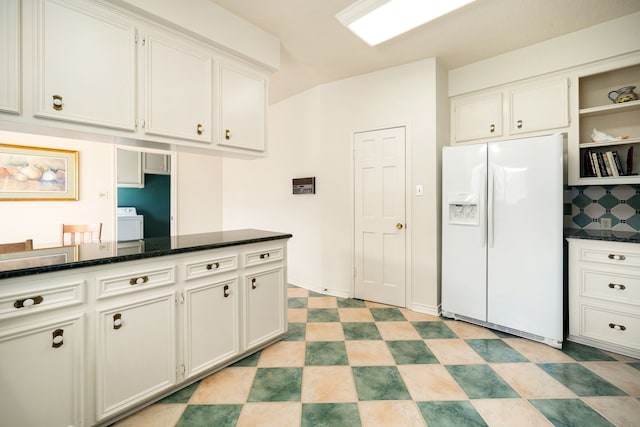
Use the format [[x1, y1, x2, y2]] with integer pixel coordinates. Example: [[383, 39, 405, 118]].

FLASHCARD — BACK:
[[517, 119, 523, 129], [196, 123, 204, 135], [52, 329, 64, 348], [223, 284, 230, 298], [225, 129, 231, 140], [396, 223, 403, 230], [489, 124, 495, 133], [53, 95, 63, 111]]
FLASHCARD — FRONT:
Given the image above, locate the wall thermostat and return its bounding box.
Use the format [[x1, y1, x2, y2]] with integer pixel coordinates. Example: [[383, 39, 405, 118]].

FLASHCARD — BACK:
[[292, 177, 315, 194]]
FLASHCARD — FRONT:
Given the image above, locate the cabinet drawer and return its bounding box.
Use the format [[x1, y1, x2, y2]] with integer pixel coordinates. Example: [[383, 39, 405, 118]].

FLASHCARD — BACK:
[[578, 245, 640, 268], [580, 304, 640, 350], [0, 280, 84, 319], [245, 246, 283, 267], [581, 268, 640, 305], [96, 264, 176, 299], [184, 254, 238, 280]]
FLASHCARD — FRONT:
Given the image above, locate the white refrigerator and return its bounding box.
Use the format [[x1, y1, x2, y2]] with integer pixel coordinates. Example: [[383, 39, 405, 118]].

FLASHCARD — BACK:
[[441, 134, 564, 348]]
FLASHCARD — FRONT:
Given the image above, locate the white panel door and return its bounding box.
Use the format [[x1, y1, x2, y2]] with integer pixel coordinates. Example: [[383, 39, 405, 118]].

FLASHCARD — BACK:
[[441, 144, 488, 321], [354, 127, 406, 306], [0, 0, 20, 114], [245, 267, 285, 349], [487, 134, 563, 341]]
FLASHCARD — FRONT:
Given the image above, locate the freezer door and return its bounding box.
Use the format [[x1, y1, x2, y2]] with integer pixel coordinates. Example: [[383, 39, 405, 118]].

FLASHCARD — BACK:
[[441, 144, 487, 321], [487, 134, 563, 342]]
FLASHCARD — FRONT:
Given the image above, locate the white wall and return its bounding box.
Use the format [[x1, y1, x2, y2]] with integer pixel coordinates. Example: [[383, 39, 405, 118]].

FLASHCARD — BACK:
[[222, 58, 447, 314]]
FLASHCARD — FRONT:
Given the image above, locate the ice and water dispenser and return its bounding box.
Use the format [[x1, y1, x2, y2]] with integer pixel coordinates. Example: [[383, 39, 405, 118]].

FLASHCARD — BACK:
[[447, 192, 479, 225]]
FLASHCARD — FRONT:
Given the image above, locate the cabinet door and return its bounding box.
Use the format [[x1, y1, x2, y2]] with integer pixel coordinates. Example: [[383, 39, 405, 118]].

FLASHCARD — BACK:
[[0, 0, 20, 114], [143, 152, 170, 175], [35, 0, 136, 130], [95, 293, 176, 420], [144, 33, 212, 142], [219, 62, 266, 151], [0, 315, 84, 427], [509, 77, 569, 135], [184, 278, 239, 378], [452, 92, 503, 143], [245, 267, 285, 349], [117, 149, 143, 188]]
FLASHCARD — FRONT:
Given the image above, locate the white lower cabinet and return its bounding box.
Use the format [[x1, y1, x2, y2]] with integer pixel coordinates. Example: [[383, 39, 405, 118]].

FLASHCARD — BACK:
[[0, 314, 84, 427], [95, 292, 176, 421], [245, 266, 286, 349], [568, 238, 640, 358]]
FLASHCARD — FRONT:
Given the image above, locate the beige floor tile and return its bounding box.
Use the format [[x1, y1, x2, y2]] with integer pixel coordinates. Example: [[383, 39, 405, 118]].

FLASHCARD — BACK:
[[346, 340, 395, 366], [288, 308, 308, 323], [236, 402, 302, 427], [502, 338, 575, 363], [491, 363, 576, 399], [189, 367, 256, 404], [307, 296, 338, 308], [112, 403, 186, 427], [398, 365, 467, 401], [582, 396, 640, 427], [376, 321, 422, 340], [301, 366, 358, 403], [581, 361, 640, 396], [287, 287, 309, 298], [444, 320, 500, 339], [258, 341, 306, 367], [305, 322, 345, 341], [472, 399, 553, 427], [425, 339, 486, 365], [338, 307, 375, 322], [358, 401, 425, 427], [399, 308, 441, 322]]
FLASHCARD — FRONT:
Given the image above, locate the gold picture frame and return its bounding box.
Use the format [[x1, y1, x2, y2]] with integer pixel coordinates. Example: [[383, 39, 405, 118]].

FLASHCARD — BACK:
[[0, 143, 78, 201]]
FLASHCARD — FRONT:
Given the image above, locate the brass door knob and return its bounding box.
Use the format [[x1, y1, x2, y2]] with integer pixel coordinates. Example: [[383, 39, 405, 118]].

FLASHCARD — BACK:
[[396, 223, 403, 230]]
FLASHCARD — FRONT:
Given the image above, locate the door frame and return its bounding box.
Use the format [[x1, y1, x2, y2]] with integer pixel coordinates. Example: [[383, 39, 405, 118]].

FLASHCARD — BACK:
[[350, 122, 412, 307]]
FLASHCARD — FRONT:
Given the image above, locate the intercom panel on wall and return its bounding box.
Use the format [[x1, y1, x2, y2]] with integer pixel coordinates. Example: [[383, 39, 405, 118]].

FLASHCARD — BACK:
[[292, 177, 315, 194]]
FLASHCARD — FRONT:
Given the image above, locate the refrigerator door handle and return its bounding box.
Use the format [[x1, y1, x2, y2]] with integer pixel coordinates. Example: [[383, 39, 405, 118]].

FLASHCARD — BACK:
[[488, 166, 494, 248]]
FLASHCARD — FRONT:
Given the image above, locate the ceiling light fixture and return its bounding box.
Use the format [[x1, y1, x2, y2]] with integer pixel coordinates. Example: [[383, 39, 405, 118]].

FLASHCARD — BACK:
[[336, 0, 476, 46]]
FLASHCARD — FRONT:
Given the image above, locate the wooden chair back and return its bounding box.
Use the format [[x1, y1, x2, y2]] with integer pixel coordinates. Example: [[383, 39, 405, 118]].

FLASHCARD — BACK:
[[0, 239, 34, 254], [61, 224, 102, 244]]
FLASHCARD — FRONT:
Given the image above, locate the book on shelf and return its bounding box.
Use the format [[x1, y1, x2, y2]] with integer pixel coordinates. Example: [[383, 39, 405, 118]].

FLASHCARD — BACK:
[[604, 152, 618, 177], [597, 152, 609, 177], [611, 151, 624, 176], [591, 152, 602, 177]]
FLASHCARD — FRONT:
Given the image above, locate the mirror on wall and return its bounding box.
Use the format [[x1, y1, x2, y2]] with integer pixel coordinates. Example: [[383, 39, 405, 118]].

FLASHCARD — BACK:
[[116, 147, 175, 242]]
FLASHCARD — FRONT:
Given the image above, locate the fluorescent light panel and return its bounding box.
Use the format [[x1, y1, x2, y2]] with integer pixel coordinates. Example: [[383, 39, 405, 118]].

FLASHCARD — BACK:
[[336, 0, 475, 46]]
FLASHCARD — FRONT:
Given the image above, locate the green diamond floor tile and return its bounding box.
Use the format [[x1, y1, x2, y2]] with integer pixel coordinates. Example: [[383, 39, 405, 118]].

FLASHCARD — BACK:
[[529, 399, 615, 427], [301, 403, 361, 427], [628, 362, 640, 371], [231, 351, 261, 367], [175, 404, 242, 427], [466, 339, 528, 363], [247, 368, 303, 402], [386, 340, 439, 365], [288, 297, 308, 309], [305, 341, 349, 366], [369, 307, 407, 321], [538, 363, 626, 396], [352, 366, 411, 400], [446, 365, 519, 399], [337, 298, 367, 308], [412, 321, 458, 339], [307, 308, 340, 322], [158, 380, 200, 404], [561, 341, 617, 361], [308, 291, 326, 297], [342, 322, 382, 340], [416, 401, 488, 427], [282, 323, 306, 341]]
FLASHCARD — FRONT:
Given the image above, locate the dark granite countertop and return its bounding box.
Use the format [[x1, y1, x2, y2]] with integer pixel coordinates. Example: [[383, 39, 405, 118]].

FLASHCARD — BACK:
[[0, 229, 292, 280], [564, 227, 640, 243]]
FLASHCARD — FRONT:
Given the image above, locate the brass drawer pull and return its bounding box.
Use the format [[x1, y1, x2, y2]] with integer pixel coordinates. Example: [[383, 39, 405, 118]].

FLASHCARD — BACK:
[[489, 124, 495, 133], [608, 323, 626, 331], [129, 275, 149, 286], [14, 295, 44, 309], [516, 119, 523, 129], [223, 284, 230, 298], [608, 283, 626, 291], [608, 254, 626, 261], [259, 253, 270, 259], [113, 313, 123, 330], [206, 262, 220, 270], [251, 278, 257, 289], [225, 129, 231, 140], [52, 329, 64, 348], [52, 95, 63, 111], [196, 123, 204, 135]]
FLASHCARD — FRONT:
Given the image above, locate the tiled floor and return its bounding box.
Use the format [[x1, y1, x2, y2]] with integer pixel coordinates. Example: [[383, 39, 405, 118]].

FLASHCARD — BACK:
[[113, 285, 640, 426]]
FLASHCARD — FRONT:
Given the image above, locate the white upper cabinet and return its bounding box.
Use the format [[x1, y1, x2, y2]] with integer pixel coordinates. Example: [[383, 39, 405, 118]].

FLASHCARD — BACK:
[[219, 62, 266, 151], [143, 32, 212, 142], [35, 0, 136, 130], [451, 92, 503, 143], [0, 0, 20, 114], [509, 77, 569, 135]]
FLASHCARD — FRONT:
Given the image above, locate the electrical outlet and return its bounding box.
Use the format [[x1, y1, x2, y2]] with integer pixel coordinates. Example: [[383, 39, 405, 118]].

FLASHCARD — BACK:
[[600, 218, 612, 230]]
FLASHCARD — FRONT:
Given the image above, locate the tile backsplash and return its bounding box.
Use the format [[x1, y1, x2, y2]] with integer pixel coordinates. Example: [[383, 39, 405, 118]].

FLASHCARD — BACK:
[[565, 185, 640, 231]]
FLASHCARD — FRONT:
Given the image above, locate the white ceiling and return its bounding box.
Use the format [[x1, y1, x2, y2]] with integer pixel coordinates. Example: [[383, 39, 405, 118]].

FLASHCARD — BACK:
[[211, 0, 640, 104]]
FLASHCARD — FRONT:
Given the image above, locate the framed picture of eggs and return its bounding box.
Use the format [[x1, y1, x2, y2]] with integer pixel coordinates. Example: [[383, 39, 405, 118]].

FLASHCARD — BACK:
[[0, 143, 78, 201]]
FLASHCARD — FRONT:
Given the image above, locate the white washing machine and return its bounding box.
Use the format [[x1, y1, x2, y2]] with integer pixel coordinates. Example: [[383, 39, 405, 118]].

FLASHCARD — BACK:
[[117, 207, 144, 240]]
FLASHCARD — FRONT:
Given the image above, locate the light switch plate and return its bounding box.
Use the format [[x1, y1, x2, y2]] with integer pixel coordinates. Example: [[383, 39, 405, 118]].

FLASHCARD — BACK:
[[416, 184, 423, 196], [600, 218, 612, 230]]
